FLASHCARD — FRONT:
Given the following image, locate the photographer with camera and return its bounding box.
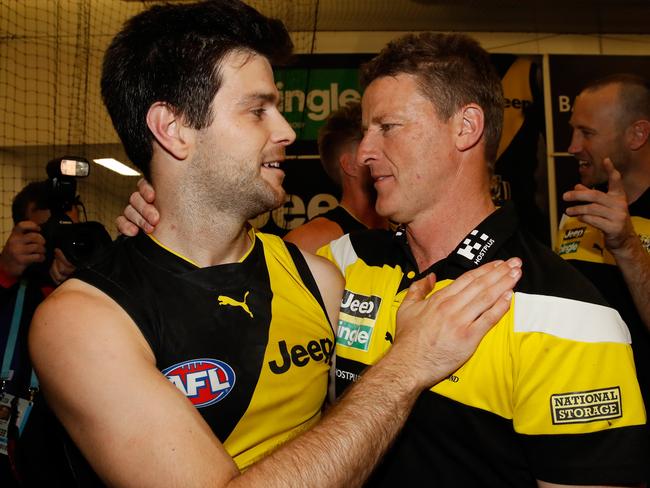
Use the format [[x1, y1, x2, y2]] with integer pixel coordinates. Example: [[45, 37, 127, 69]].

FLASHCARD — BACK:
[[0, 179, 79, 487], [1, 157, 110, 486], [1, 180, 77, 290]]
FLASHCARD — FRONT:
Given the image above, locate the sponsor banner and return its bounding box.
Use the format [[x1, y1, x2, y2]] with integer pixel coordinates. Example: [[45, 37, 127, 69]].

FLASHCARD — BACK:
[[550, 386, 622, 424], [274, 68, 362, 141]]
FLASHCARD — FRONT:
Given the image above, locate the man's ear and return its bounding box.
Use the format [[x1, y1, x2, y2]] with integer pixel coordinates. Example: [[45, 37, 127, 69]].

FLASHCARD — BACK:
[[455, 104, 484, 152], [339, 148, 357, 177], [146, 102, 192, 160], [627, 119, 650, 151]]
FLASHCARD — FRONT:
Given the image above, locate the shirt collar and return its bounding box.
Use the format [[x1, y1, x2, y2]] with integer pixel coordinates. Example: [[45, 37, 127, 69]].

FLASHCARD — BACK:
[[392, 202, 519, 285]]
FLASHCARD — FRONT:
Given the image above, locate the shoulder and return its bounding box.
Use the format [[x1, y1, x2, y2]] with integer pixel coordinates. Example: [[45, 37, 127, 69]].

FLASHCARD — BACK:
[[30, 278, 153, 379], [283, 217, 344, 254], [31, 278, 147, 343], [74, 234, 140, 284], [505, 228, 609, 306], [299, 249, 344, 330], [319, 229, 395, 271], [301, 249, 344, 290], [257, 230, 344, 299]]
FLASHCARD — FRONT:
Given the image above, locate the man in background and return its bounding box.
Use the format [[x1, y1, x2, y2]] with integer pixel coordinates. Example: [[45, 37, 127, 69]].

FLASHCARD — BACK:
[[1, 179, 77, 486], [1, 181, 76, 288], [284, 102, 387, 252], [557, 73, 650, 428]]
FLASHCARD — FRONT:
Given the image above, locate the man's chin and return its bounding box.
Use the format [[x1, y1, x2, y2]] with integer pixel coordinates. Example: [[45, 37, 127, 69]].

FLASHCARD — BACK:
[[266, 188, 288, 212], [375, 200, 399, 223]]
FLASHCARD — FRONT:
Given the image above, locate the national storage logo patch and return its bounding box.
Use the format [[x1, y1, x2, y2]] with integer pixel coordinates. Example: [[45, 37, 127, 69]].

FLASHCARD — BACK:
[[550, 387, 622, 424], [337, 290, 381, 351]]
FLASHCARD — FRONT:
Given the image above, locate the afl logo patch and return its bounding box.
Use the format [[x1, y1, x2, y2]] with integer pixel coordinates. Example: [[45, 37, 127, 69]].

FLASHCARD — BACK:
[[162, 359, 236, 408]]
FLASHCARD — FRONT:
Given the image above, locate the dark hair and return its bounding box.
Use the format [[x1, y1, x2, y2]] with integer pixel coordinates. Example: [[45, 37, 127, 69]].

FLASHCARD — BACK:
[[582, 73, 650, 128], [360, 32, 504, 165], [101, 0, 293, 179], [317, 102, 363, 187], [12, 180, 50, 225]]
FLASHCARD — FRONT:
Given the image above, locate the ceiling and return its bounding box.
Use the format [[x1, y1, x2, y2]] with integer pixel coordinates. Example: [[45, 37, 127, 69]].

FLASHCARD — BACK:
[[242, 0, 650, 34]]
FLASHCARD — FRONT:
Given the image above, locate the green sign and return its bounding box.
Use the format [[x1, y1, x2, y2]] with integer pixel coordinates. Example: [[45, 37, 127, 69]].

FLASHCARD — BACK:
[[274, 68, 362, 140]]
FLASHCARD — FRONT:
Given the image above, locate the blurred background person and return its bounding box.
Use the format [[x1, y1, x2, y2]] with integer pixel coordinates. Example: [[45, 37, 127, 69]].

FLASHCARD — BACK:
[[556, 74, 650, 454], [271, 102, 387, 252], [0, 170, 85, 487]]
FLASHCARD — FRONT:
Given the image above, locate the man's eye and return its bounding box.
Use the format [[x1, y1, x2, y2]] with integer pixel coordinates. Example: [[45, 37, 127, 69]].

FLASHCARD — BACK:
[[252, 108, 266, 118], [380, 123, 395, 132]]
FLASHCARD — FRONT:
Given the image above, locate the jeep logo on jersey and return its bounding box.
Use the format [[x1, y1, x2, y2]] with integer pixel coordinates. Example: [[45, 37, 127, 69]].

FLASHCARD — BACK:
[[550, 387, 622, 424], [340, 291, 381, 319], [563, 227, 586, 240], [268, 338, 334, 374], [162, 359, 236, 408], [456, 229, 495, 265]]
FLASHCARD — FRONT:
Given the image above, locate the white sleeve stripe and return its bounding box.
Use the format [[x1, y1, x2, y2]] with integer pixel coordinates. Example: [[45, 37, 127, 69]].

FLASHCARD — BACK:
[[329, 234, 358, 273], [513, 292, 631, 344]]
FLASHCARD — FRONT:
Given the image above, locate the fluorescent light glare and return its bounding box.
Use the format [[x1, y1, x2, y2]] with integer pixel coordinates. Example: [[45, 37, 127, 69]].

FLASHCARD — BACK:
[[93, 158, 141, 176]]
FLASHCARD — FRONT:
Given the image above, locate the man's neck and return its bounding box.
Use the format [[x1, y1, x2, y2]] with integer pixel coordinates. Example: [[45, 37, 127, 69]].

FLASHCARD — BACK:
[[339, 186, 389, 230], [405, 192, 496, 272], [153, 194, 252, 268]]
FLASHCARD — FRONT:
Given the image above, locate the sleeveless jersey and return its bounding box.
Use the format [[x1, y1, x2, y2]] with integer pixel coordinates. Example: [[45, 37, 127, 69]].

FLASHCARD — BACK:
[[556, 187, 650, 419], [312, 205, 367, 235], [319, 202, 648, 486], [75, 230, 334, 470]]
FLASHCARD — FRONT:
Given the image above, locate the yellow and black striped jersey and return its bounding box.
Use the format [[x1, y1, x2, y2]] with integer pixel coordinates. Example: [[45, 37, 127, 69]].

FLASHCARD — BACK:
[[319, 202, 648, 486], [75, 229, 334, 471]]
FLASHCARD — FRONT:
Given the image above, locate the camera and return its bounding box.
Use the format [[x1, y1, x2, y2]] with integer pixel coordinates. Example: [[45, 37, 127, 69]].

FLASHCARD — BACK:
[[36, 156, 112, 274]]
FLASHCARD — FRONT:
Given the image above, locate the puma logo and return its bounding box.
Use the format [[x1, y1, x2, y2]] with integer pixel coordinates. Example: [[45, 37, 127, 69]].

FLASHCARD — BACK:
[[217, 291, 253, 318], [592, 243, 604, 255]]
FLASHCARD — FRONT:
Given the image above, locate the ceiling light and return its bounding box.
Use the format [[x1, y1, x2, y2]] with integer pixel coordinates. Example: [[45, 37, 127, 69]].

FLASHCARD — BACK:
[[93, 158, 141, 176]]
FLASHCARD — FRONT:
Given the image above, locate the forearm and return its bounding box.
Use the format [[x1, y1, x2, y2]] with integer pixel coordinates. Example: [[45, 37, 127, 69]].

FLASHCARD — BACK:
[[233, 353, 420, 488], [611, 239, 650, 331]]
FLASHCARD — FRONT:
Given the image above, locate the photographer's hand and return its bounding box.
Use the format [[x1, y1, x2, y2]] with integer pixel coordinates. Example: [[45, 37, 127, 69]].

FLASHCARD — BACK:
[[49, 248, 76, 285], [0, 221, 46, 281], [116, 178, 159, 236]]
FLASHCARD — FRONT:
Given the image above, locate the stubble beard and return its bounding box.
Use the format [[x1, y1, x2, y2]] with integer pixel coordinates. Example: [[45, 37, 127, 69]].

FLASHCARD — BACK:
[[187, 151, 285, 223]]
